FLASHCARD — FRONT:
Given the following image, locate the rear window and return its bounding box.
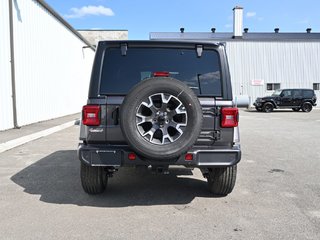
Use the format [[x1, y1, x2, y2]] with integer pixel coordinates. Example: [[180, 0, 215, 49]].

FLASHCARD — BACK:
[[100, 47, 222, 96]]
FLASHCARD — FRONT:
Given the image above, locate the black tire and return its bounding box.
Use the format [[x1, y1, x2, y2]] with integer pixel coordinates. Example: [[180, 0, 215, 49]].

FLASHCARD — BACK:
[[80, 162, 107, 194], [263, 102, 274, 113], [207, 165, 237, 196], [255, 107, 262, 112], [120, 77, 203, 160], [301, 102, 313, 112], [292, 107, 300, 112]]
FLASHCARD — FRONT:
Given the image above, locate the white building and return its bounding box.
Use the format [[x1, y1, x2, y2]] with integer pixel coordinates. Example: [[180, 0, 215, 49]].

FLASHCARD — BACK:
[[150, 7, 320, 106], [0, 0, 96, 131], [78, 30, 128, 46]]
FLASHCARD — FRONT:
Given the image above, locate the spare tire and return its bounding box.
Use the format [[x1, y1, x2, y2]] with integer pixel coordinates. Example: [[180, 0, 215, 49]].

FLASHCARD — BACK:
[[120, 77, 203, 160]]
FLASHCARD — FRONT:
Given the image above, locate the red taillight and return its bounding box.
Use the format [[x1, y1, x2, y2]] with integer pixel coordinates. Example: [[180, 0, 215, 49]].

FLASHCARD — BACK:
[[221, 107, 239, 128], [153, 71, 170, 77], [82, 105, 101, 126]]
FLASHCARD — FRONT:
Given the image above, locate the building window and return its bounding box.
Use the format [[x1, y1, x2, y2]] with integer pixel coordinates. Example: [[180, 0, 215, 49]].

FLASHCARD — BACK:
[[313, 83, 320, 90], [267, 83, 280, 91]]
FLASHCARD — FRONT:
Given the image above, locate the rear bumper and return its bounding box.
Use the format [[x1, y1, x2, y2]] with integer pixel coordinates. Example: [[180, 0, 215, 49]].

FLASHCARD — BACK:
[[78, 144, 241, 168]]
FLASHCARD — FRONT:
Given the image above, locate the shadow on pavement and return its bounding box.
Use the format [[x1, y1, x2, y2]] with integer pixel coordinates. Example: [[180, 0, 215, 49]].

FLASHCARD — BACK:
[[244, 109, 305, 113], [11, 150, 213, 207]]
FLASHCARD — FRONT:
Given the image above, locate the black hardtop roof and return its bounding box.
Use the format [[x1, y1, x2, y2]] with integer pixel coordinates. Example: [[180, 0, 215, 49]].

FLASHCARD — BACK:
[[98, 40, 222, 47], [278, 88, 315, 91]]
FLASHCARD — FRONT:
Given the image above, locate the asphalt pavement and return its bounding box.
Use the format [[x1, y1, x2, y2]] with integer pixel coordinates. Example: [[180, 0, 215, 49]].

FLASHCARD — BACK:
[[0, 109, 320, 240]]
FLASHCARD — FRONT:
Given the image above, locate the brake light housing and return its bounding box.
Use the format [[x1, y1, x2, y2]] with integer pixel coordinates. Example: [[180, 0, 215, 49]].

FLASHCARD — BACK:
[[82, 105, 101, 126], [153, 71, 170, 77], [221, 107, 239, 128]]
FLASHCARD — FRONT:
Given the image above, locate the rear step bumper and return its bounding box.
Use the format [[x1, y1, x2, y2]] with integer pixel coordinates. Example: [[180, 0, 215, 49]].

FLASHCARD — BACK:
[[78, 144, 241, 168]]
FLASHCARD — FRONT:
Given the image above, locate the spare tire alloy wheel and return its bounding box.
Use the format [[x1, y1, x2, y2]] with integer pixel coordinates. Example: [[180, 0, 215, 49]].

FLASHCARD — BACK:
[[120, 77, 203, 160], [136, 93, 187, 145]]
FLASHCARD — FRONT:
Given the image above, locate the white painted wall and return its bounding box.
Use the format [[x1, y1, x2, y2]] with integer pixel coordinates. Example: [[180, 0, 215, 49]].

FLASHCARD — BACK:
[[78, 30, 128, 46], [0, 0, 94, 131], [226, 41, 320, 105], [0, 0, 14, 130]]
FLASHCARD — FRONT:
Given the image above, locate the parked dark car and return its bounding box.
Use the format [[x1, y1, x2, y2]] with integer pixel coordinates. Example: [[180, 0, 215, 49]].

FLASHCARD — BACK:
[[254, 89, 317, 112], [78, 40, 241, 196]]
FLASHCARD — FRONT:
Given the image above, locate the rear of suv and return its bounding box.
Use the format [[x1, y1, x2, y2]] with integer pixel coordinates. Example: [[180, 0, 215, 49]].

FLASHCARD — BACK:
[[78, 41, 241, 196], [254, 88, 317, 112]]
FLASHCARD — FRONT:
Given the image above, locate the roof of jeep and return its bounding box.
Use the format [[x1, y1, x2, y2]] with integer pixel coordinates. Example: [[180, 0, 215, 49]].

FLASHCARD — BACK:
[[277, 88, 315, 91], [97, 40, 222, 48]]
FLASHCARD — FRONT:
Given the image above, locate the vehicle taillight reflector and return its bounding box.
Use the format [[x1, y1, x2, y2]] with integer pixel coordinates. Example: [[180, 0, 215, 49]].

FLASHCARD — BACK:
[[153, 71, 170, 77], [221, 107, 239, 128], [185, 153, 193, 161], [128, 153, 136, 160], [82, 105, 100, 126]]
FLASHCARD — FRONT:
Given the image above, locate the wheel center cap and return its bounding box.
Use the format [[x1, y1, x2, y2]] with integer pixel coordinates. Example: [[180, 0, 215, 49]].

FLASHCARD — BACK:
[[158, 115, 166, 125]]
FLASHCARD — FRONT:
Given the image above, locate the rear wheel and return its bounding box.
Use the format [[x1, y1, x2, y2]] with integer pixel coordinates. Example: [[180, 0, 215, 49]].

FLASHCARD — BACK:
[[80, 162, 108, 194], [207, 165, 237, 196], [292, 107, 300, 112], [263, 103, 274, 113], [301, 102, 313, 112]]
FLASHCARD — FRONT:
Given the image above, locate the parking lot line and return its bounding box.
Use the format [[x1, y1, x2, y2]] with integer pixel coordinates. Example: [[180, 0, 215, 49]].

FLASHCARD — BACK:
[[0, 121, 75, 153]]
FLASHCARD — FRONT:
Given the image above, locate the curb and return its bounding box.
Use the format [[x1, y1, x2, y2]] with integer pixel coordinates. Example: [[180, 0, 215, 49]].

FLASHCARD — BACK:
[[0, 121, 75, 153]]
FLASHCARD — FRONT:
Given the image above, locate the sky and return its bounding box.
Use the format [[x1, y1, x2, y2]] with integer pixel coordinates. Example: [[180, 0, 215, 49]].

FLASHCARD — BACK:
[[45, 0, 320, 40]]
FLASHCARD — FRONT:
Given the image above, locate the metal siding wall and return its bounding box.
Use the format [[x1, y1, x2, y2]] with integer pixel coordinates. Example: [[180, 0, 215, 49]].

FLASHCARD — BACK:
[[0, 0, 14, 131], [12, 0, 94, 127], [226, 41, 320, 106]]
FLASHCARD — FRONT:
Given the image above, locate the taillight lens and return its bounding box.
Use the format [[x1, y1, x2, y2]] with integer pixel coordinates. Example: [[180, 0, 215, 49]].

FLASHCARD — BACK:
[[153, 71, 170, 77], [221, 107, 239, 128], [185, 153, 193, 161], [82, 105, 101, 126], [128, 153, 136, 160]]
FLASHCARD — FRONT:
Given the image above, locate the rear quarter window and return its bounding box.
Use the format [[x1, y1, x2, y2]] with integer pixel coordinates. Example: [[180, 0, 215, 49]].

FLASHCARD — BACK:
[[302, 90, 314, 98], [99, 47, 222, 96]]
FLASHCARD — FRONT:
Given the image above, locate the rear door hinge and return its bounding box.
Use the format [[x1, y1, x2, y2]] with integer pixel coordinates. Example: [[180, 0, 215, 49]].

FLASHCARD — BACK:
[[213, 130, 221, 140], [202, 107, 220, 116]]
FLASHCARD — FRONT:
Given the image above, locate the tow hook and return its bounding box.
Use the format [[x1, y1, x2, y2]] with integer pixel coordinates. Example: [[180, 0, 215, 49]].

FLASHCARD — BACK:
[[105, 167, 117, 178], [151, 165, 169, 175]]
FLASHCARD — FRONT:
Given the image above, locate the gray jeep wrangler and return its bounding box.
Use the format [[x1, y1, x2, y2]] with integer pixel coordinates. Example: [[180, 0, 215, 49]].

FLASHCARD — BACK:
[[78, 41, 241, 196]]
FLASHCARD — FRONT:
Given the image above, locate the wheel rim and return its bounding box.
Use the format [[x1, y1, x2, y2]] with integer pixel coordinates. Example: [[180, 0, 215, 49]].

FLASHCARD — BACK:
[[304, 104, 311, 112], [136, 93, 187, 145], [265, 105, 272, 112]]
